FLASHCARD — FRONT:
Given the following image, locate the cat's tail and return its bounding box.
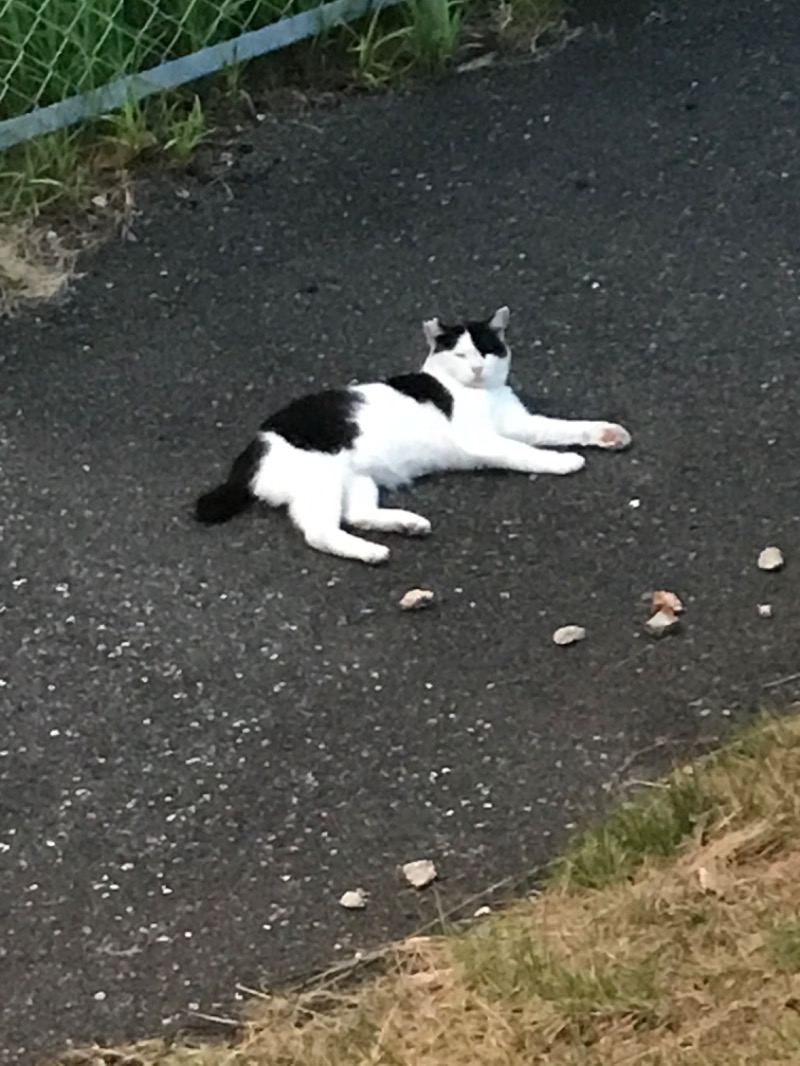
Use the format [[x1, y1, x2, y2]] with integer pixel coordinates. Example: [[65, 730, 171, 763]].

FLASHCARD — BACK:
[[195, 438, 264, 525]]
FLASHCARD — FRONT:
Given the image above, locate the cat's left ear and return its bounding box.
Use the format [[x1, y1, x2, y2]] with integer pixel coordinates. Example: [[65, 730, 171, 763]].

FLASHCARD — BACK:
[[489, 306, 510, 337]]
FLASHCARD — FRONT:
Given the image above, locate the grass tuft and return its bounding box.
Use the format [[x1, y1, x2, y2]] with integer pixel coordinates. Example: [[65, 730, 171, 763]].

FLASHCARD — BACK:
[[0, 130, 91, 220], [344, 10, 416, 89], [342, 0, 463, 90], [406, 0, 463, 71], [550, 771, 716, 890]]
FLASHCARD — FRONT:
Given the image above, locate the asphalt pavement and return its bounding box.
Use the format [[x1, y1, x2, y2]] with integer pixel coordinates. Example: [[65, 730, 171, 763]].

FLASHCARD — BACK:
[[3, 0, 800, 1060]]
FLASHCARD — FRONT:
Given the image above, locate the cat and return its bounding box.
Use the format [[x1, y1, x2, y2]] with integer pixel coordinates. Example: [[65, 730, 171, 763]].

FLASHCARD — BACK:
[[195, 306, 631, 564]]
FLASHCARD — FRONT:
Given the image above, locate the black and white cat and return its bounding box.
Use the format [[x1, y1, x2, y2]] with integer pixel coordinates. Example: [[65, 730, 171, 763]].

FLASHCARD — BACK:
[[195, 307, 631, 564]]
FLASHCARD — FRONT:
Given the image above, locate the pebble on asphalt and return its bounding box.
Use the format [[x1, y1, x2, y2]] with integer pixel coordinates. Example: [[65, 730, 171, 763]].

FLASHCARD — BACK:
[[552, 625, 586, 646], [401, 859, 438, 889], [758, 546, 785, 571], [339, 888, 368, 910]]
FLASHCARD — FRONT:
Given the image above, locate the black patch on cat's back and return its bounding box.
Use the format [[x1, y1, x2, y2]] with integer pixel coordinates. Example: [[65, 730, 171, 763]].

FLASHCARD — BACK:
[[386, 372, 454, 419], [261, 388, 363, 453]]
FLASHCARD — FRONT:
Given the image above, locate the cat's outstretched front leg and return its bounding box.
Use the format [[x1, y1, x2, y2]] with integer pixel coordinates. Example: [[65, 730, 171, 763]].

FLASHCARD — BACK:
[[466, 436, 586, 476], [496, 398, 631, 451]]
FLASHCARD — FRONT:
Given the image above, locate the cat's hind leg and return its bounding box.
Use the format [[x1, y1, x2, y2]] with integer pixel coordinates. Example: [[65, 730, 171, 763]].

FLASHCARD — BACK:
[[344, 476, 431, 536], [287, 465, 390, 565]]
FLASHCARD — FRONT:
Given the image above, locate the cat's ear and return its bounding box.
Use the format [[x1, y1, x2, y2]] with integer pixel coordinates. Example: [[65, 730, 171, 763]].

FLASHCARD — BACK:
[[423, 317, 443, 348], [489, 306, 510, 336]]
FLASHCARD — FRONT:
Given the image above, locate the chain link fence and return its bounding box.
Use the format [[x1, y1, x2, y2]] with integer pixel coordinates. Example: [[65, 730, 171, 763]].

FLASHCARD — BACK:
[[0, 0, 315, 125]]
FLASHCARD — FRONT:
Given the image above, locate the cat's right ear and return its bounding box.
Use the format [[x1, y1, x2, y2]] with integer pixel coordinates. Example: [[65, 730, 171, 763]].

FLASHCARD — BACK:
[[423, 317, 443, 348], [489, 306, 510, 336]]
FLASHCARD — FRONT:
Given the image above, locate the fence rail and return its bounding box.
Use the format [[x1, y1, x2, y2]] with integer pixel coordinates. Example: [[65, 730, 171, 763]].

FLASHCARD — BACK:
[[0, 0, 400, 151]]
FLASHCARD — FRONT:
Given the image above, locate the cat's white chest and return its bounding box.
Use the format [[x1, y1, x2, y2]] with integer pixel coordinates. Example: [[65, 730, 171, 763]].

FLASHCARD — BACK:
[[452, 383, 512, 431]]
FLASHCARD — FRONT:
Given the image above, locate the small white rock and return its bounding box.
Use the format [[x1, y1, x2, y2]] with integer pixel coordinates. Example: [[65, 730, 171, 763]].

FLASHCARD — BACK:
[[401, 859, 437, 889], [644, 608, 681, 636], [339, 888, 368, 910], [758, 603, 773, 618], [758, 546, 784, 571], [552, 625, 586, 646], [399, 588, 435, 611]]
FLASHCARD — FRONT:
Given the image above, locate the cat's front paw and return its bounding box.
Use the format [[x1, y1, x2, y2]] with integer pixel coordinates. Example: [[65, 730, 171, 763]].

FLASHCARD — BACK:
[[594, 423, 632, 450], [551, 452, 586, 475], [363, 543, 391, 565], [400, 515, 432, 537]]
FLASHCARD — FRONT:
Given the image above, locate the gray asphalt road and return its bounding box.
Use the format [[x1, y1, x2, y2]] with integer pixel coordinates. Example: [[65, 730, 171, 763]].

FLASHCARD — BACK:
[[3, 0, 800, 1060]]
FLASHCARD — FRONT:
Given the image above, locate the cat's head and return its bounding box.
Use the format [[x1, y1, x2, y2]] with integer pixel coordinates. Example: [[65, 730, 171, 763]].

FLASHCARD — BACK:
[[422, 307, 511, 390]]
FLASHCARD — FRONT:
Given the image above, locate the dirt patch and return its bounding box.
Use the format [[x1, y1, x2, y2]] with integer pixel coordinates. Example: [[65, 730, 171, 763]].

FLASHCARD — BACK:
[[0, 224, 78, 313]]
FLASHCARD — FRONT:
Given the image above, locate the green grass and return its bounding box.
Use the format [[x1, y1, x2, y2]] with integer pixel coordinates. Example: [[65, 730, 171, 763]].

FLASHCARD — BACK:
[[456, 920, 661, 1018], [343, 9, 417, 89], [0, 129, 90, 218], [105, 94, 211, 160], [766, 916, 800, 974], [549, 772, 716, 891], [405, 0, 463, 72]]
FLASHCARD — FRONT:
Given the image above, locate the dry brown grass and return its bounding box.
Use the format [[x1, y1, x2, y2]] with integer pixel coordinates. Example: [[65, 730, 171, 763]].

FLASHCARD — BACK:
[[0, 224, 77, 313], [50, 714, 800, 1066]]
